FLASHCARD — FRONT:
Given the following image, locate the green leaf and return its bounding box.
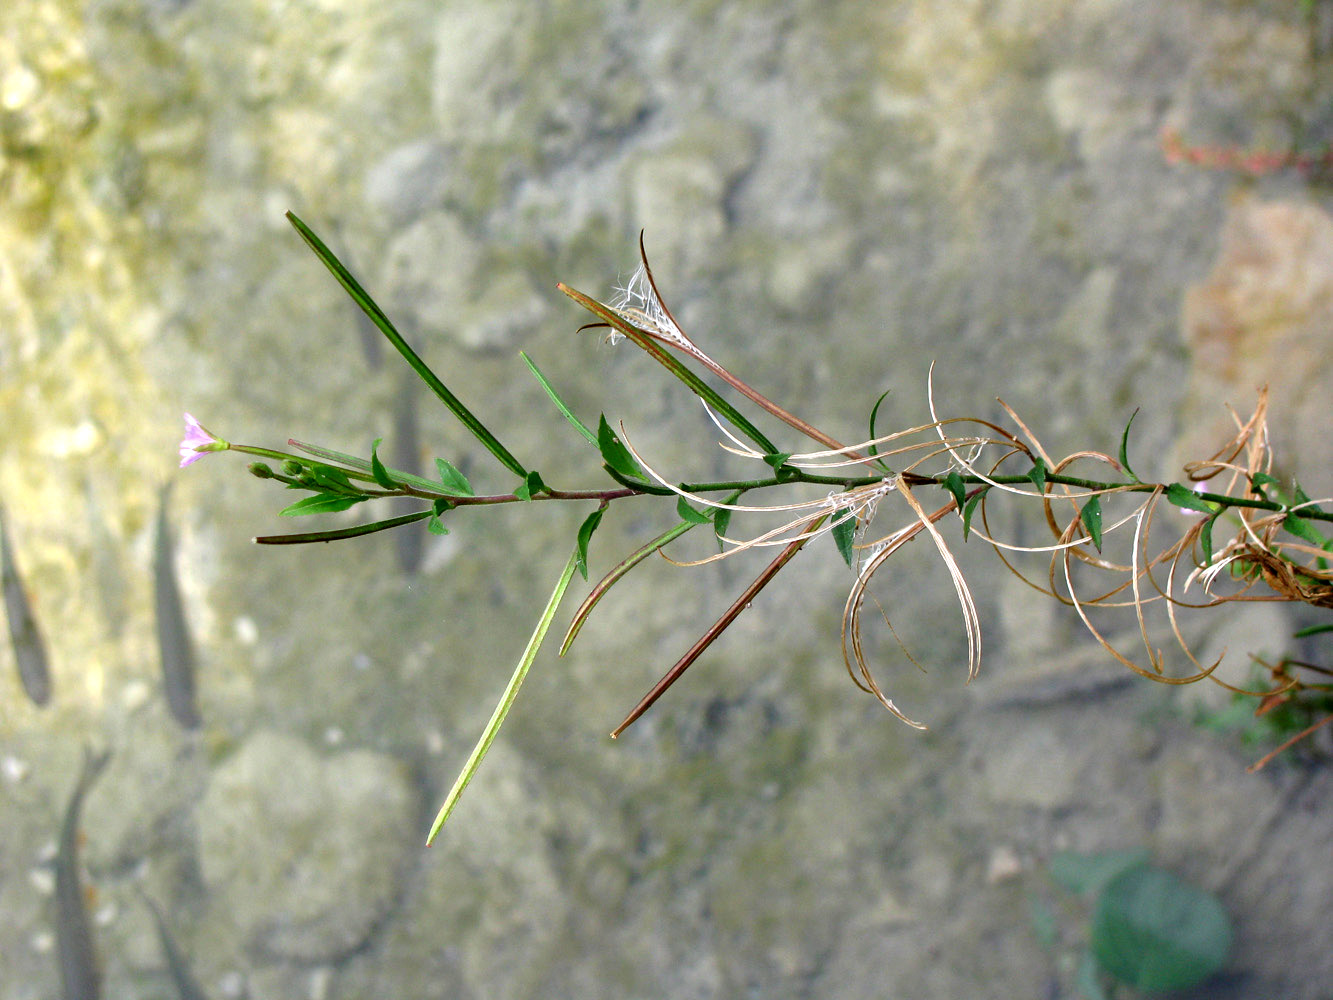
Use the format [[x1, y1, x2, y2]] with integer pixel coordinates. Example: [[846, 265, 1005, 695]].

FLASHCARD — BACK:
[[1294, 622, 1333, 638], [427, 497, 453, 535], [310, 464, 357, 493], [434, 458, 475, 497], [961, 486, 989, 540], [520, 351, 599, 448], [278, 493, 367, 517], [575, 507, 605, 580], [675, 495, 713, 525], [287, 212, 529, 480], [513, 470, 547, 501], [425, 546, 580, 846], [1200, 512, 1217, 563], [1283, 511, 1326, 547], [714, 507, 733, 551], [762, 452, 793, 471], [831, 508, 856, 566], [1049, 849, 1151, 898], [1118, 408, 1141, 482], [597, 415, 644, 479], [370, 438, 397, 489], [1026, 459, 1047, 491], [1090, 865, 1232, 993], [288, 439, 451, 494], [1250, 472, 1280, 498], [1166, 482, 1217, 514], [942, 470, 966, 511], [1081, 495, 1103, 552], [867, 389, 892, 462]]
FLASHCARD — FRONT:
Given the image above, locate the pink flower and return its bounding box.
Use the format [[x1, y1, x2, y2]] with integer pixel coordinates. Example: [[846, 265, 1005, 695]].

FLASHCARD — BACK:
[[179, 413, 225, 467]]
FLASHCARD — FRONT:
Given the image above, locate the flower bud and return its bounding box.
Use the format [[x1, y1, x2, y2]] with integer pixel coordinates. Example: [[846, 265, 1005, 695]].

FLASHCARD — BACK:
[[248, 462, 275, 479], [281, 460, 305, 477]]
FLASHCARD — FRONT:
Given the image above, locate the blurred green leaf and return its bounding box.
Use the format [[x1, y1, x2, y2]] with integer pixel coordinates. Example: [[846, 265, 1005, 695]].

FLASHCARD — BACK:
[[1091, 865, 1232, 993], [1049, 849, 1150, 898], [1250, 472, 1279, 498], [1283, 511, 1326, 547]]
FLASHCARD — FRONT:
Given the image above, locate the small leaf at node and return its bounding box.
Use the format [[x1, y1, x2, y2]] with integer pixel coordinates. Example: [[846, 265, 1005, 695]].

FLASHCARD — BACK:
[[942, 470, 966, 511], [597, 415, 644, 479], [435, 459, 475, 497], [1081, 495, 1103, 552], [675, 496, 712, 525], [1166, 483, 1216, 514], [830, 508, 856, 566], [575, 507, 605, 579], [370, 438, 397, 489], [1026, 459, 1047, 491]]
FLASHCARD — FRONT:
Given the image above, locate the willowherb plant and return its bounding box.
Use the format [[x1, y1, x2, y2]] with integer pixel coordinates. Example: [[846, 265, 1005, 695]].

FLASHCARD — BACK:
[[182, 213, 1333, 843]]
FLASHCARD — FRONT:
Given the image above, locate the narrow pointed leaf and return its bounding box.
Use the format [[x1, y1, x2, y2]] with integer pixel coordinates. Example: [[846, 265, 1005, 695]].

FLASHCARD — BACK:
[[425, 547, 579, 846], [1250, 472, 1279, 498], [370, 438, 397, 489], [434, 458, 475, 497], [520, 351, 598, 447], [428, 497, 453, 535], [1081, 495, 1103, 552], [961, 485, 989, 540], [713, 507, 733, 551], [1200, 513, 1216, 564], [942, 470, 966, 511], [575, 507, 605, 580], [279, 493, 367, 517], [311, 465, 357, 493], [831, 508, 856, 565], [675, 496, 713, 525], [1166, 482, 1217, 514], [1283, 511, 1326, 546], [598, 415, 644, 479], [288, 211, 528, 479], [513, 470, 547, 501], [867, 389, 892, 463], [1026, 459, 1047, 492], [1118, 408, 1141, 482]]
